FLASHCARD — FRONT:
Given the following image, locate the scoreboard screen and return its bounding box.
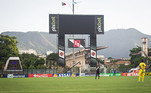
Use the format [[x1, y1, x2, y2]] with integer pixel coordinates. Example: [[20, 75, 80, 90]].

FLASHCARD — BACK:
[[68, 39, 85, 48], [49, 14, 104, 34]]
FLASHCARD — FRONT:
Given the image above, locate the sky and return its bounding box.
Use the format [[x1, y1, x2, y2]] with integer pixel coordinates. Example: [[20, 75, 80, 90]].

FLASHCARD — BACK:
[[0, 0, 151, 35]]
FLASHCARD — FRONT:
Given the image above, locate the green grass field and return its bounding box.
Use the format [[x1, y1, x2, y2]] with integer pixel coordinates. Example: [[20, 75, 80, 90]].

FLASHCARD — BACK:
[[0, 76, 151, 93]]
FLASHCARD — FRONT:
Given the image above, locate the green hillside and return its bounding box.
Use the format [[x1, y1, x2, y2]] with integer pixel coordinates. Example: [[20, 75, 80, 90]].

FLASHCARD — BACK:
[[2, 28, 151, 58]]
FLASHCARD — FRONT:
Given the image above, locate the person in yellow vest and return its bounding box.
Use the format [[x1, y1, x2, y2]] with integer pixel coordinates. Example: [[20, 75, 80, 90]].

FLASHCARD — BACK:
[[138, 60, 146, 82]]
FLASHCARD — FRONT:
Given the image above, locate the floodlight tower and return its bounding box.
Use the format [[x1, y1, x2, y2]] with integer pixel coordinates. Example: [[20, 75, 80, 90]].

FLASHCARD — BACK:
[[72, 0, 75, 66], [72, 0, 74, 15]]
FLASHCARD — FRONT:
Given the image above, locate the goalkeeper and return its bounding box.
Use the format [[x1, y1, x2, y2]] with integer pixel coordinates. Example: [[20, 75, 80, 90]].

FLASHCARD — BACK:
[[138, 60, 146, 82]]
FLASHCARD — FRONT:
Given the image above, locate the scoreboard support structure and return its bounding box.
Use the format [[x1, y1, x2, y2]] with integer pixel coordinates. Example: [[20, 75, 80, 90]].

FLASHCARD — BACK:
[[58, 34, 65, 66], [49, 14, 104, 67], [90, 34, 97, 67]]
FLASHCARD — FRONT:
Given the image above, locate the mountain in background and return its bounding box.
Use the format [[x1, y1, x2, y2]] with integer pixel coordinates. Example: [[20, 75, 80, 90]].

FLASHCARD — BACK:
[[97, 28, 151, 58], [2, 32, 58, 54], [2, 28, 151, 58]]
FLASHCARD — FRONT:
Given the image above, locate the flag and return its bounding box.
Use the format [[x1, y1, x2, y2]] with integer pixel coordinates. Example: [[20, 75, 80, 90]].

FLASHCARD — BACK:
[[73, 2, 77, 4], [62, 2, 66, 6], [73, 2, 80, 5]]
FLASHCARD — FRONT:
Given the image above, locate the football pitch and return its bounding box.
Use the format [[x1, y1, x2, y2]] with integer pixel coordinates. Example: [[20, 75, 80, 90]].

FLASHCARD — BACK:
[[0, 76, 151, 93]]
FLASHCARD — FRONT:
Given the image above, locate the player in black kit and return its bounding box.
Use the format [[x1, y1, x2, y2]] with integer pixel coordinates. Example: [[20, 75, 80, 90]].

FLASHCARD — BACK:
[[95, 63, 100, 79]]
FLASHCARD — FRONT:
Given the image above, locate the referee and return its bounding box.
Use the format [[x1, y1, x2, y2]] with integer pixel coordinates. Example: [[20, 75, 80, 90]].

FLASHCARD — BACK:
[[95, 63, 100, 79]]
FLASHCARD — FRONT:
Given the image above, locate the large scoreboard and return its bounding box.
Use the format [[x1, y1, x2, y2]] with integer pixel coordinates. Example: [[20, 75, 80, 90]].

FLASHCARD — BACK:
[[49, 14, 104, 67], [49, 14, 104, 34]]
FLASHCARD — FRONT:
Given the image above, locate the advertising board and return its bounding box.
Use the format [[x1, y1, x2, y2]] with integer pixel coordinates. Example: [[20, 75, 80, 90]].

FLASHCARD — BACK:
[[53, 73, 76, 77], [121, 72, 139, 76], [7, 74, 28, 78], [100, 73, 121, 76], [28, 74, 53, 78]]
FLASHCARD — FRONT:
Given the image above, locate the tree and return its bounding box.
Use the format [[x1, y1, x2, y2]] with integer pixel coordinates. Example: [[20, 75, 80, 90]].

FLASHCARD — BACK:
[[46, 53, 58, 69], [37, 64, 46, 69], [0, 61, 5, 69], [36, 58, 46, 69], [20, 54, 38, 69], [108, 57, 114, 60], [118, 64, 130, 73], [20, 53, 46, 69], [29, 65, 35, 69], [0, 34, 19, 69], [97, 58, 104, 64], [129, 46, 142, 68], [129, 46, 151, 68], [148, 58, 151, 68], [20, 53, 37, 69], [34, 58, 45, 67]]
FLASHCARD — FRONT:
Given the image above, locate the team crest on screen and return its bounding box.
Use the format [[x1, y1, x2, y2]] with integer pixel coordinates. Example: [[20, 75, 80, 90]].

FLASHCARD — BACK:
[[51, 17, 56, 32], [97, 17, 102, 32]]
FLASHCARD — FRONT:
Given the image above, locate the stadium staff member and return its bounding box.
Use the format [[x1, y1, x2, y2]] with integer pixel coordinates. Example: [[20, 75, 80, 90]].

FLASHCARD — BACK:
[[95, 63, 100, 79], [138, 60, 146, 82]]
